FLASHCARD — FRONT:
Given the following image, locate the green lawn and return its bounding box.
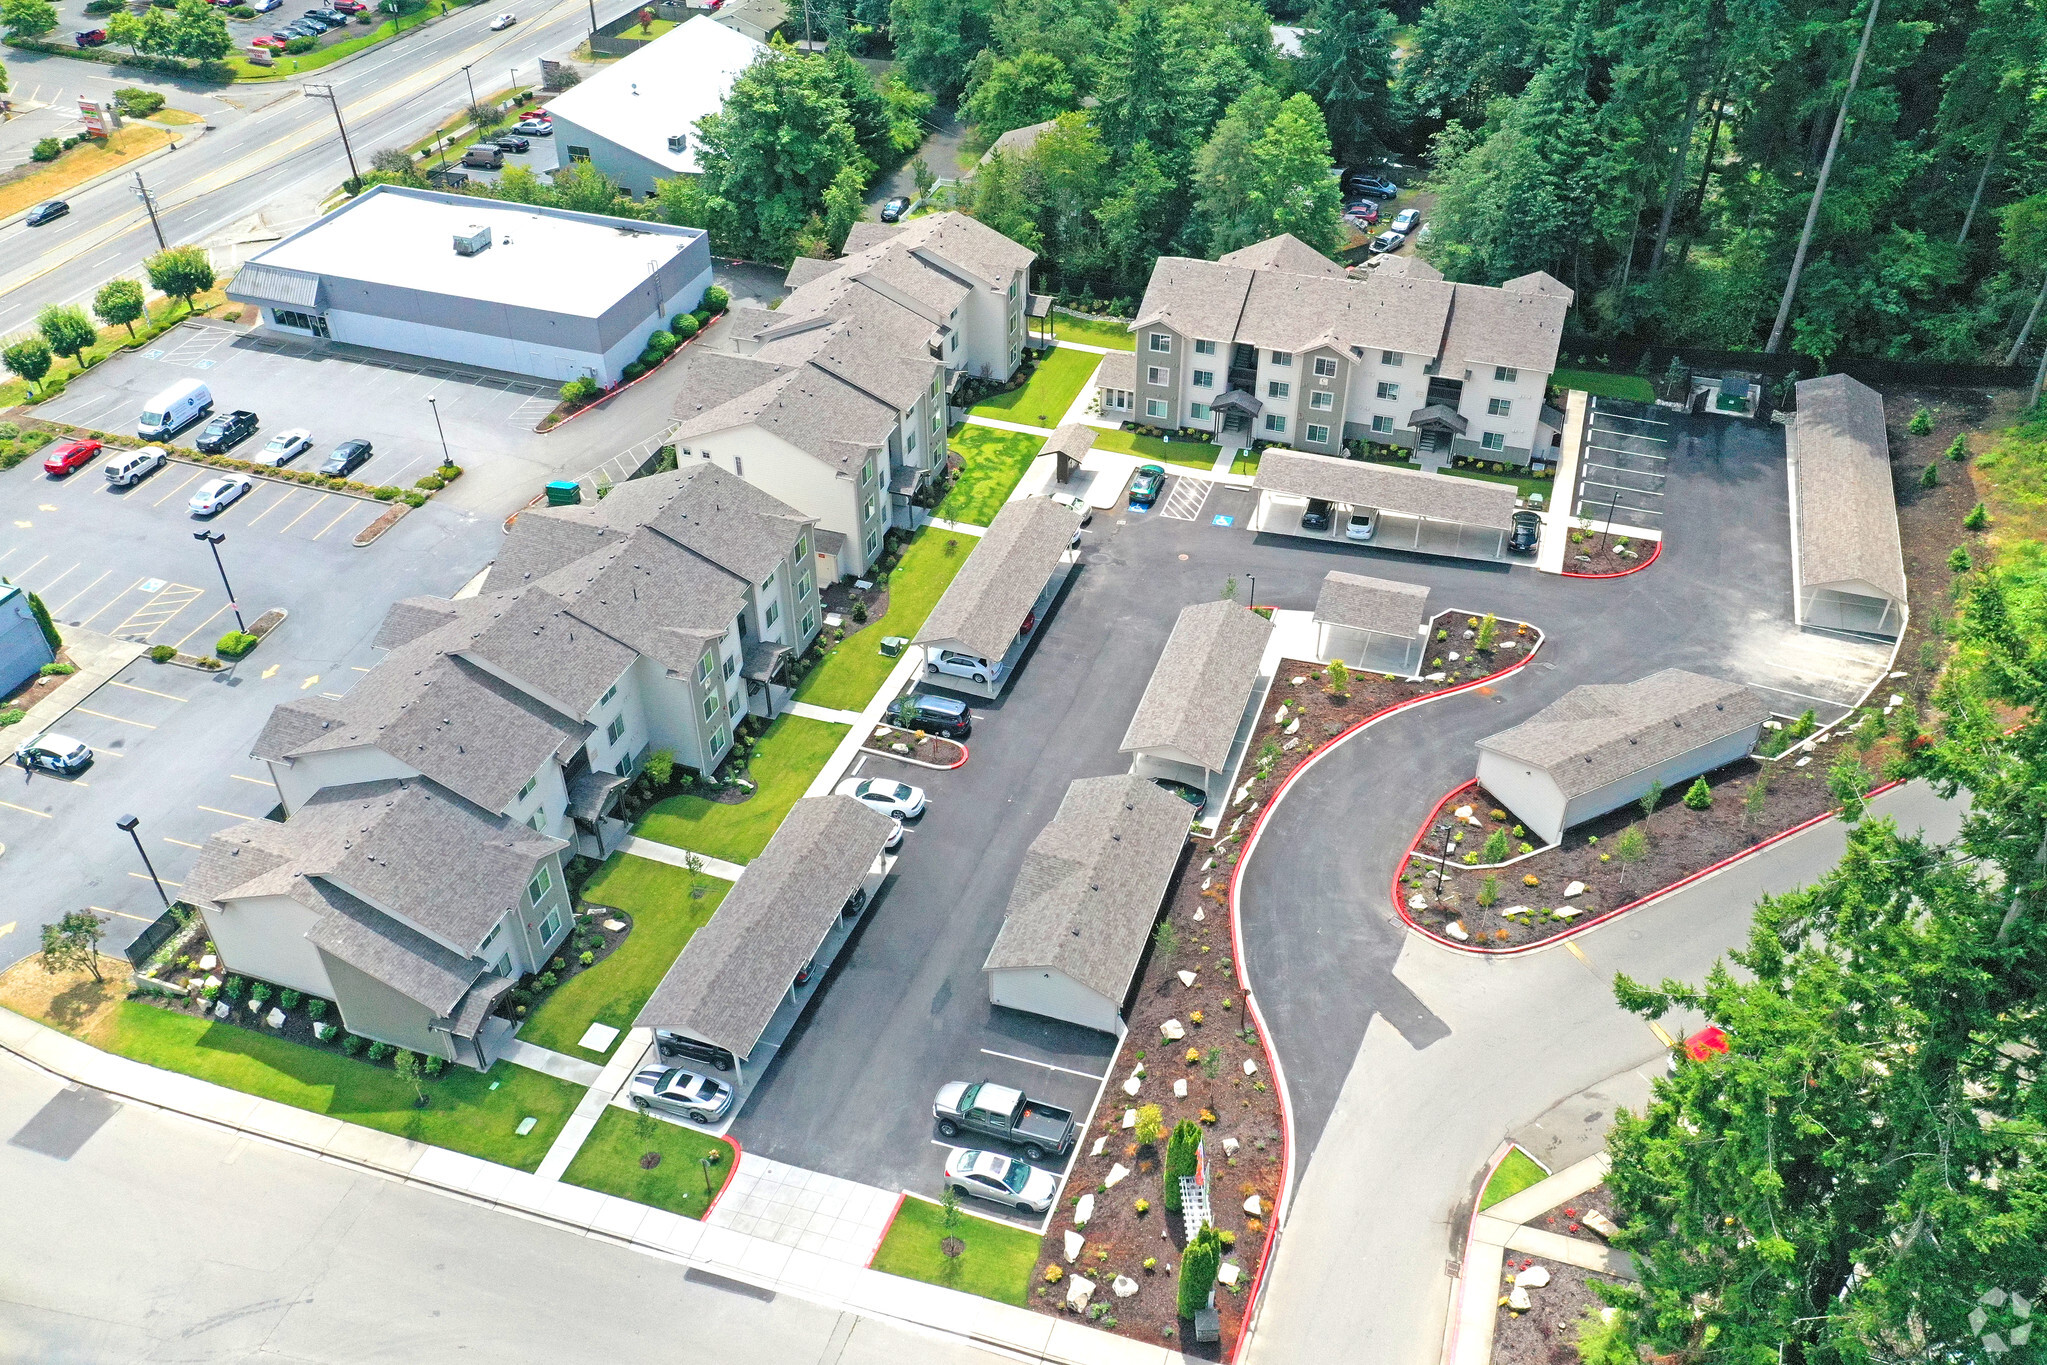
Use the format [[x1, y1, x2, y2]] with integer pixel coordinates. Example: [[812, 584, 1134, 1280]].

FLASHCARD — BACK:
[[794, 528, 974, 710], [937, 426, 1044, 525], [611, 16, 679, 40], [1551, 368, 1656, 403], [518, 859, 733, 1062], [970, 347, 1101, 427], [870, 1196, 1040, 1305], [228, 3, 437, 79], [1479, 1147, 1550, 1210], [94, 1002, 579, 1171], [635, 715, 848, 863], [1091, 425, 1221, 470], [1230, 448, 1263, 477], [1051, 311, 1135, 350], [560, 1107, 734, 1219], [1440, 463, 1555, 500]]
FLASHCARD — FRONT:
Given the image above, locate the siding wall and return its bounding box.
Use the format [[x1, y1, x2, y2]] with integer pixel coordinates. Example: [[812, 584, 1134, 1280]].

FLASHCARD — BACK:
[[0, 589, 55, 695], [199, 892, 336, 1001], [987, 967, 1121, 1035], [318, 950, 459, 1062], [269, 746, 417, 817], [1478, 723, 1764, 845]]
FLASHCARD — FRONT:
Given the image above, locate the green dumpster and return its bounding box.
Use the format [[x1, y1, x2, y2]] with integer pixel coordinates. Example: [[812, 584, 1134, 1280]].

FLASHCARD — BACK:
[[545, 480, 581, 507]]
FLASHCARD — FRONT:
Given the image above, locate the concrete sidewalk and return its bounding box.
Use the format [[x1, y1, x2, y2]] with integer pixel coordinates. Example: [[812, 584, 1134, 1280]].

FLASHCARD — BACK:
[[16, 625, 146, 738], [615, 836, 747, 883]]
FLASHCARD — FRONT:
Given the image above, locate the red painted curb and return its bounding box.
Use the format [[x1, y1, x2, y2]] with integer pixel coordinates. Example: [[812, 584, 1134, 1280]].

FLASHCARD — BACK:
[[859, 738, 970, 771], [1392, 776, 1907, 957], [867, 1189, 908, 1269], [538, 307, 726, 434], [1561, 538, 1662, 579], [703, 1131, 743, 1218]]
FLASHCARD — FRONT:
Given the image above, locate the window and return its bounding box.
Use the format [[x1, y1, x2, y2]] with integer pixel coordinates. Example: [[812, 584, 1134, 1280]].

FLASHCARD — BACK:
[[861, 461, 873, 486], [1305, 423, 1330, 444], [949, 333, 958, 353], [710, 725, 728, 754], [272, 309, 330, 339], [1147, 366, 1167, 386], [605, 714, 626, 745], [599, 683, 618, 707], [479, 922, 502, 955], [866, 529, 879, 554], [527, 865, 554, 904], [566, 144, 592, 162], [729, 695, 743, 718], [864, 496, 877, 520], [1488, 398, 1511, 416], [1269, 350, 1292, 366], [1190, 402, 1211, 421], [1481, 432, 1506, 451], [1310, 390, 1334, 411], [697, 654, 712, 682], [800, 610, 815, 636], [1313, 356, 1338, 377], [904, 427, 917, 453], [702, 693, 718, 720], [1371, 414, 1394, 433], [1377, 382, 1399, 400], [1192, 370, 1214, 388], [796, 570, 812, 598], [1008, 276, 1018, 298], [1267, 381, 1290, 399], [528, 810, 545, 831], [765, 601, 779, 628], [1381, 350, 1402, 366], [1146, 399, 1168, 419], [517, 775, 537, 802], [1264, 414, 1286, 433], [722, 653, 737, 680], [733, 455, 744, 477], [1149, 333, 1172, 353], [797, 533, 809, 559], [1494, 366, 1518, 382], [539, 908, 563, 942], [1194, 339, 1216, 355]]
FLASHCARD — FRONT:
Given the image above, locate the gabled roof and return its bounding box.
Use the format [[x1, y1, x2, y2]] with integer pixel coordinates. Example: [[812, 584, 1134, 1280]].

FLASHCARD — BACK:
[[1218, 234, 1344, 278], [1792, 375, 1907, 603], [1313, 571, 1430, 637], [1254, 448, 1518, 530], [636, 795, 894, 1058], [669, 344, 896, 473], [1119, 600, 1273, 773], [916, 498, 1081, 660], [1440, 276, 1572, 374], [1043, 424, 1097, 461], [982, 775, 1189, 1006], [980, 119, 1058, 164], [1476, 669, 1771, 800], [1094, 352, 1135, 392]]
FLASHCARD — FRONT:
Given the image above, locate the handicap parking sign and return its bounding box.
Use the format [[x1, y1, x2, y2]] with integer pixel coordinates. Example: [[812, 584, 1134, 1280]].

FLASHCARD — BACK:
[[1212, 514, 1234, 527], [194, 360, 216, 369]]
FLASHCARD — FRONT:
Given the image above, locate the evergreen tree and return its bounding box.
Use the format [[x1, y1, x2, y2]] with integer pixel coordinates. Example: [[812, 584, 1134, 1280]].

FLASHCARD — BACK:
[[961, 51, 1077, 142], [1294, 0, 1398, 162], [1094, 141, 1174, 287], [888, 0, 993, 100], [1193, 84, 1283, 257]]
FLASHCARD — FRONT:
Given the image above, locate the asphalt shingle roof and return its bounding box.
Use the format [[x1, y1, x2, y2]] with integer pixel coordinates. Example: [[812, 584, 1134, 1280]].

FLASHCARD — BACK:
[[635, 795, 894, 1058], [1792, 374, 1907, 603], [916, 498, 1081, 660], [1313, 571, 1431, 637], [1254, 448, 1518, 530], [1476, 669, 1771, 800], [1119, 600, 1273, 773], [981, 775, 1190, 1004]]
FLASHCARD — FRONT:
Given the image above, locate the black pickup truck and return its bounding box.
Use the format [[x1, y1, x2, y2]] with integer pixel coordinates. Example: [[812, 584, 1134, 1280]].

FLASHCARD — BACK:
[[932, 1080, 1076, 1161]]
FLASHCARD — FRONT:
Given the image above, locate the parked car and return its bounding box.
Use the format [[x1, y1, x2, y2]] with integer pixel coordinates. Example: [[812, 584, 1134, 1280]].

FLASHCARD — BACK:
[[835, 776, 926, 819], [251, 33, 286, 45], [1300, 498, 1333, 532], [897, 693, 971, 739], [489, 134, 530, 153], [330, 0, 363, 11], [189, 475, 253, 516], [933, 1080, 1077, 1161], [312, 9, 350, 23], [1344, 509, 1377, 542], [927, 648, 997, 685], [488, 10, 516, 26], [194, 409, 259, 454], [793, 958, 819, 987], [1343, 199, 1379, 224], [42, 437, 102, 476], [627, 1066, 732, 1123], [512, 117, 552, 136], [103, 447, 167, 487], [944, 1148, 1059, 1214], [883, 815, 904, 851], [256, 428, 313, 467], [1048, 491, 1092, 526], [1128, 463, 1166, 508], [75, 28, 109, 44], [138, 378, 211, 440], [654, 1031, 735, 1073], [1509, 509, 1542, 554], [879, 195, 911, 223], [461, 143, 505, 170], [14, 733, 92, 775], [1347, 173, 1399, 200], [1151, 777, 1207, 817], [1683, 1025, 1729, 1061], [319, 438, 372, 476], [25, 200, 69, 227], [253, 0, 283, 11], [1368, 229, 1406, 255], [1390, 207, 1421, 234]]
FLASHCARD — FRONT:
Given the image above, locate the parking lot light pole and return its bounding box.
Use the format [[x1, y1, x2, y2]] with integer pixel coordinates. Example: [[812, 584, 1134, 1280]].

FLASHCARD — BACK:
[[1243, 573, 1256, 613], [117, 814, 172, 910], [193, 530, 246, 633], [427, 396, 451, 469], [1598, 488, 1622, 556], [1429, 822, 1454, 894]]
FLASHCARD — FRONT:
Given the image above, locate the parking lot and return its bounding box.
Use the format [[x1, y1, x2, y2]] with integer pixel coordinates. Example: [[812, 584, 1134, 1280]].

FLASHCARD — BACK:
[[1572, 399, 1670, 527]]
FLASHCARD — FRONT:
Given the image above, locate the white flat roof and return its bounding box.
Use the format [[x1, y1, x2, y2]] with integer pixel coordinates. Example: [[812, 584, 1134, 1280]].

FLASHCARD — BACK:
[[541, 15, 767, 177], [249, 187, 702, 318]]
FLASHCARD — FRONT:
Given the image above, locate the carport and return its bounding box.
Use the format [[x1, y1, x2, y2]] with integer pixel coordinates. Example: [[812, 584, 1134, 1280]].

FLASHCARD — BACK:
[[915, 497, 1083, 699], [1250, 448, 1517, 561], [1789, 375, 1907, 639], [1313, 571, 1430, 676], [1120, 599, 1274, 809], [636, 795, 895, 1119]]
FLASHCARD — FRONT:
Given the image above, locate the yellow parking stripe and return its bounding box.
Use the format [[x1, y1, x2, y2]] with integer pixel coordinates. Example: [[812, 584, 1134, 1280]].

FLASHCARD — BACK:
[[1647, 1021, 1675, 1048], [0, 799, 51, 818], [244, 487, 299, 528], [279, 492, 330, 534], [72, 707, 155, 729], [163, 837, 202, 849], [74, 576, 145, 629], [152, 469, 204, 507], [197, 805, 258, 820], [311, 504, 357, 541], [230, 774, 272, 786], [90, 905, 155, 924], [129, 871, 183, 888], [106, 680, 185, 702]]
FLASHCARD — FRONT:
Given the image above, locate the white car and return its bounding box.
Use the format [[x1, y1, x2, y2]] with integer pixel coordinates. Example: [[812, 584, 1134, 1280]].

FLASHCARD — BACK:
[[255, 428, 313, 467], [488, 10, 515, 26], [927, 648, 995, 685], [512, 117, 551, 135], [1048, 492, 1092, 527], [1344, 509, 1377, 542], [885, 813, 905, 850], [943, 1148, 1059, 1215], [189, 475, 252, 517], [835, 776, 926, 819]]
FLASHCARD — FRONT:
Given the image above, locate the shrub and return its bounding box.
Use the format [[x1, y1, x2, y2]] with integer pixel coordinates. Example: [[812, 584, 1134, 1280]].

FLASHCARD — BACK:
[[372, 485, 402, 501], [621, 361, 648, 383], [645, 329, 676, 356], [1963, 502, 1989, 530], [248, 980, 272, 1005], [341, 1033, 366, 1055], [216, 631, 258, 659], [1906, 405, 1933, 435], [113, 87, 166, 117], [1949, 545, 1971, 573], [1522, 873, 1539, 887], [702, 285, 728, 312], [307, 997, 330, 1021], [645, 748, 674, 788], [671, 313, 699, 340], [39, 661, 77, 676], [1947, 433, 1970, 461], [578, 950, 594, 966], [437, 463, 462, 481], [401, 490, 427, 508], [1683, 776, 1712, 810], [560, 375, 598, 405], [1480, 827, 1510, 862], [415, 474, 445, 490], [1476, 874, 1498, 907], [423, 1055, 446, 1077], [366, 1041, 394, 1062], [1178, 1226, 1224, 1318], [1133, 1103, 1164, 1146], [1043, 1265, 1063, 1283], [284, 34, 317, 51], [1163, 1119, 1201, 1212], [31, 138, 62, 163], [1920, 462, 1938, 488], [279, 988, 302, 1010], [223, 975, 248, 1001]]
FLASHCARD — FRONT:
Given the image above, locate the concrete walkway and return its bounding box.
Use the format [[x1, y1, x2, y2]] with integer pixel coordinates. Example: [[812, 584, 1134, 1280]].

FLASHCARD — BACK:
[[923, 516, 987, 536], [502, 1038, 603, 1087], [615, 836, 747, 883], [534, 1025, 648, 1181], [17, 625, 146, 738], [787, 700, 867, 725]]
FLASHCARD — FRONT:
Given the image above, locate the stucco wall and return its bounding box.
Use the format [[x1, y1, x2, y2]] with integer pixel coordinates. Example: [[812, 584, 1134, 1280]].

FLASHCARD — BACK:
[[318, 949, 458, 1062], [198, 892, 336, 1001]]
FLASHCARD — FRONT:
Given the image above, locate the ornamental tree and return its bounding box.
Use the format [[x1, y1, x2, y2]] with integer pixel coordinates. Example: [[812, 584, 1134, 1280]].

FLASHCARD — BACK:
[[94, 278, 146, 336]]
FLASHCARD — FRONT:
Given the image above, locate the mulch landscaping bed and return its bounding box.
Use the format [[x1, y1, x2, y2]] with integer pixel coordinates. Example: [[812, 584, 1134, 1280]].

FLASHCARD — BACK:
[[1492, 1253, 1622, 1365], [821, 578, 891, 634], [1559, 531, 1653, 575], [862, 723, 965, 766], [495, 910, 636, 1027], [1, 647, 76, 713]]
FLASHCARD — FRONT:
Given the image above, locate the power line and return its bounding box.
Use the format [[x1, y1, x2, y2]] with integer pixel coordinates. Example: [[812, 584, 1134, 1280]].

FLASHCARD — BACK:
[[302, 82, 361, 190]]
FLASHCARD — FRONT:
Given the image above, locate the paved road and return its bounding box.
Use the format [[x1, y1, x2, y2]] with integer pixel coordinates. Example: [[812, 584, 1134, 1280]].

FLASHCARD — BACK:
[[0, 1054, 1017, 1364]]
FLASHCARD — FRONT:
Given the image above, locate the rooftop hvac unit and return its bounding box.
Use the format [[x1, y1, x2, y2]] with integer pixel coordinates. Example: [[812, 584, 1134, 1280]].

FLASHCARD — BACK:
[[667, 133, 687, 154], [453, 224, 492, 256]]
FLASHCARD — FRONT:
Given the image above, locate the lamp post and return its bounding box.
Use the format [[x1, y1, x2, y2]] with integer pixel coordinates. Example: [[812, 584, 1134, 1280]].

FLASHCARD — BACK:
[[117, 814, 171, 909], [427, 395, 451, 469], [1243, 573, 1256, 613], [1597, 487, 1622, 557], [193, 530, 245, 633], [700, 1154, 717, 1198], [1429, 821, 1455, 894]]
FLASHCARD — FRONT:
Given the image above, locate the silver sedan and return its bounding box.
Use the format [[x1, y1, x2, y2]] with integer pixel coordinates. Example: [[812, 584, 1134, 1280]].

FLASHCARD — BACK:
[[628, 1066, 733, 1123]]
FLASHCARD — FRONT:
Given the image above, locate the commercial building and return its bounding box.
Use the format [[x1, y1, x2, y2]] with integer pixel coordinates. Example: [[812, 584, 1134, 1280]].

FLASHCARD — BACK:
[[228, 185, 712, 386], [1120, 600, 1274, 795], [0, 579, 56, 696], [1312, 571, 1430, 675], [542, 16, 769, 197], [1475, 669, 1771, 845], [1789, 374, 1907, 639], [1250, 447, 1519, 560]]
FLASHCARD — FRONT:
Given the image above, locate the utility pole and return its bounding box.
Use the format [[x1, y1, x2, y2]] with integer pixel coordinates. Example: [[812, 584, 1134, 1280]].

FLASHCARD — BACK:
[[1765, 0, 1881, 355], [303, 83, 362, 191], [460, 61, 479, 110], [132, 172, 166, 251], [586, 0, 597, 38]]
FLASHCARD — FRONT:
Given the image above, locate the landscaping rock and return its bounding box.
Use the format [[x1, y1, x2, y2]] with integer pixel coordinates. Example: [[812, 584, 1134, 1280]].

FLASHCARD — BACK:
[[1173, 1079, 1188, 1098], [1161, 1019, 1185, 1040], [1200, 876, 1211, 891], [515, 1117, 536, 1135], [1105, 1163, 1129, 1188], [1243, 1194, 1262, 1216], [1222, 1137, 1240, 1156], [1425, 671, 1446, 682], [1242, 1058, 1257, 1075], [1564, 881, 1586, 898], [1446, 921, 1469, 941], [603, 918, 626, 932], [1283, 718, 1299, 735], [1514, 1265, 1552, 1289], [266, 1007, 286, 1028], [1508, 1285, 1532, 1311], [203, 975, 222, 991], [1218, 1262, 1241, 1287], [1112, 1275, 1139, 1299], [1065, 1273, 1096, 1312], [1448, 651, 1461, 661], [1177, 970, 1197, 988], [1454, 804, 1473, 820], [213, 1002, 230, 1019], [1064, 1230, 1085, 1263], [1888, 693, 1905, 708], [1123, 1076, 1142, 1096], [1282, 737, 1299, 751], [199, 955, 217, 971], [314, 1022, 337, 1041], [1407, 893, 1428, 911], [1120, 1108, 1136, 1129], [1192, 906, 1204, 920], [1582, 1209, 1620, 1239], [1075, 1193, 1094, 1228], [1092, 1135, 1109, 1156], [1554, 905, 1581, 919]]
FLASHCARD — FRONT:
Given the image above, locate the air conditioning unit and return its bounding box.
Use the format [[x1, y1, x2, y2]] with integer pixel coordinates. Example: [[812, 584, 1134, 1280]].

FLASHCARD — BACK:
[[452, 224, 492, 256], [667, 133, 687, 154]]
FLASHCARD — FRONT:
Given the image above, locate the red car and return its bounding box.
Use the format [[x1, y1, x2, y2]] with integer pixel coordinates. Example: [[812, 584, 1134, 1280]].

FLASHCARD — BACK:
[[1682, 1025, 1729, 1061], [333, 1, 366, 11], [43, 438, 103, 476], [75, 27, 109, 44], [251, 33, 285, 45]]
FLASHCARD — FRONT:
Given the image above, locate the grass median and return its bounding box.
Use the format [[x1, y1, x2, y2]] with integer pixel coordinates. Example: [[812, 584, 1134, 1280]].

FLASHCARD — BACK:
[[561, 1107, 734, 1219], [794, 528, 974, 710], [0, 126, 173, 222], [1050, 311, 1135, 350], [1551, 368, 1655, 403], [970, 347, 1100, 428], [870, 1196, 1040, 1305], [227, 2, 436, 80], [1479, 1147, 1549, 1209], [635, 714, 848, 863], [936, 425, 1044, 525]]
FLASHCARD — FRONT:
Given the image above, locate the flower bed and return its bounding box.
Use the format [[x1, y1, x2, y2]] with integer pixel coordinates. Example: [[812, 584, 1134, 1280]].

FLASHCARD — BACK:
[[1559, 528, 1654, 575], [861, 723, 966, 768], [1492, 1252, 1622, 1365]]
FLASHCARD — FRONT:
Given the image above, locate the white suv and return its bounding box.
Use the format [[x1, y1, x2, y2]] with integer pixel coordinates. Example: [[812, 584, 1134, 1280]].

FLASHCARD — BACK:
[[928, 649, 994, 684]]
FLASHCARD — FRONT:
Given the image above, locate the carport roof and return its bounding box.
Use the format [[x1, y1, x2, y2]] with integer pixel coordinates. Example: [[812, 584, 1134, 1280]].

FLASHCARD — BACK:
[[1313, 571, 1431, 637], [1476, 669, 1771, 800], [1792, 375, 1907, 603], [635, 796, 894, 1059], [916, 498, 1081, 660], [982, 775, 1190, 1005], [1254, 448, 1518, 530], [1119, 600, 1274, 774]]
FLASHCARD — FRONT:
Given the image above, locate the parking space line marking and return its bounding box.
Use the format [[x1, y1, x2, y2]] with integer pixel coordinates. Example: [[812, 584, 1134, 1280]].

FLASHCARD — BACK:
[[90, 906, 154, 924], [163, 837, 203, 849], [1586, 443, 1668, 460], [278, 493, 331, 534], [350, 666, 371, 672], [12, 555, 47, 580], [171, 603, 235, 651], [51, 569, 113, 617], [129, 871, 183, 888], [978, 1048, 1107, 1081], [243, 487, 300, 528], [1578, 477, 1666, 500], [1591, 410, 1669, 427], [115, 583, 204, 639], [0, 800, 50, 818], [33, 563, 78, 595], [153, 470, 204, 507], [311, 504, 357, 541], [106, 680, 186, 702], [74, 706, 157, 729], [1647, 1020, 1675, 1047], [230, 774, 272, 786], [74, 577, 146, 629], [198, 805, 259, 820]]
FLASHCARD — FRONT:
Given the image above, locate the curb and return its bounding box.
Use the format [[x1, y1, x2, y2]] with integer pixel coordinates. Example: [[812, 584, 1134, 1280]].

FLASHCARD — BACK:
[[867, 1190, 909, 1269], [1560, 538, 1661, 580], [857, 740, 968, 771], [0, 126, 189, 233], [703, 1131, 742, 1218]]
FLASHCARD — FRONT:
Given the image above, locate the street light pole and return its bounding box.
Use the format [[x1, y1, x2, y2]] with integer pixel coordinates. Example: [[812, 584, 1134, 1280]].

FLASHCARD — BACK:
[[304, 84, 362, 191], [1243, 574, 1256, 613], [1597, 488, 1622, 557], [1430, 822, 1455, 894], [193, 531, 246, 633], [117, 815, 172, 909], [132, 172, 166, 251], [460, 61, 479, 110], [427, 396, 451, 469]]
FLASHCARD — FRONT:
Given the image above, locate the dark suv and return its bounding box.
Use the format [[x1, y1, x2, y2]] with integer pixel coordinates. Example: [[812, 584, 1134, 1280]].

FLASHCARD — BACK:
[[1301, 498, 1334, 532], [655, 1031, 736, 1072], [320, 438, 373, 476], [898, 693, 971, 739], [195, 409, 259, 453]]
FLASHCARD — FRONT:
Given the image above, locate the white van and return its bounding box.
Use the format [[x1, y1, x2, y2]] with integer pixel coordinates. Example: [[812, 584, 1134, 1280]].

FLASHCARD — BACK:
[[103, 447, 167, 487], [138, 378, 211, 442]]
